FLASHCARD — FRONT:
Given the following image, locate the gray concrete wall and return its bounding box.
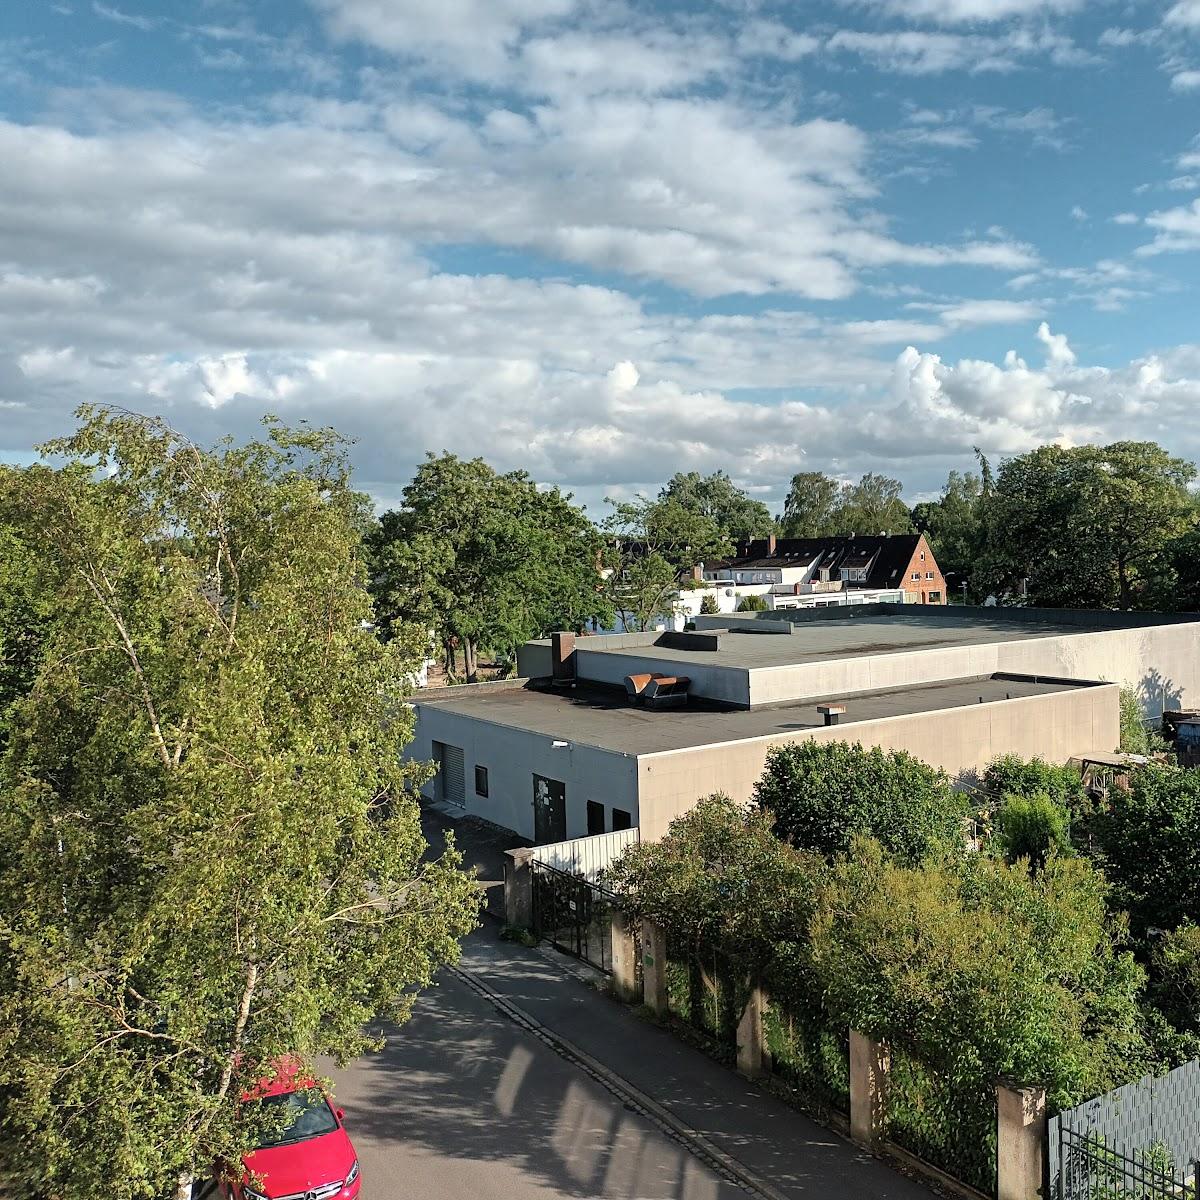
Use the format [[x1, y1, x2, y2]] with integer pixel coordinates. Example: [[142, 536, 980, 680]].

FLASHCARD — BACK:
[[745, 623, 1200, 712], [634, 683, 1120, 840], [516, 641, 553, 679], [408, 703, 639, 841], [574, 646, 752, 707]]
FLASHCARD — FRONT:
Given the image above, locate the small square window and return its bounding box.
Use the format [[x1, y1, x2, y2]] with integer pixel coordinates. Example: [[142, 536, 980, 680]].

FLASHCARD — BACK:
[[586, 800, 605, 836], [920, 550, 925, 561], [611, 807, 632, 831], [911, 572, 921, 581], [926, 571, 935, 579], [474, 765, 489, 798]]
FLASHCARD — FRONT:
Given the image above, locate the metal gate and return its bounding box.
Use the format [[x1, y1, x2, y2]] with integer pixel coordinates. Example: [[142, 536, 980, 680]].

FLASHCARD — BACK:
[[530, 859, 615, 974], [1050, 1058, 1200, 1199]]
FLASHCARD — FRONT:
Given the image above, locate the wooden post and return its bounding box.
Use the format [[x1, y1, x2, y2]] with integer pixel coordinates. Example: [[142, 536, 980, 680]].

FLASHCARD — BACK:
[[737, 984, 766, 1079], [503, 848, 535, 929], [996, 1084, 1047, 1200], [641, 920, 668, 1015], [610, 912, 640, 1003], [849, 1030, 890, 1146]]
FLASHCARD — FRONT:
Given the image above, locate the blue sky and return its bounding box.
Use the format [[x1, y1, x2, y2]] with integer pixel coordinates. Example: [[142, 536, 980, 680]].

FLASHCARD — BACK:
[[2, 0, 1200, 512]]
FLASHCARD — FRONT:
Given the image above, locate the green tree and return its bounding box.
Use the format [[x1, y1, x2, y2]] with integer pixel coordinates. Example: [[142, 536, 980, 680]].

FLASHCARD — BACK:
[[699, 592, 720, 615], [601, 494, 730, 632], [910, 467, 986, 595], [1086, 764, 1200, 933], [995, 794, 1072, 870], [658, 471, 774, 545], [1120, 687, 1154, 754], [836, 472, 915, 536], [1150, 923, 1200, 1034], [780, 471, 842, 538], [0, 410, 481, 1200], [752, 740, 968, 866], [812, 843, 1147, 1109], [983, 754, 1088, 813], [978, 442, 1196, 609], [372, 453, 611, 680], [607, 795, 823, 985]]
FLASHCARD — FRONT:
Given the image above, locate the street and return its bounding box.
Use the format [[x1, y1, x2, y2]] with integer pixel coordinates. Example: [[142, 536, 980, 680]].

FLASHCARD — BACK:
[[323, 955, 741, 1200]]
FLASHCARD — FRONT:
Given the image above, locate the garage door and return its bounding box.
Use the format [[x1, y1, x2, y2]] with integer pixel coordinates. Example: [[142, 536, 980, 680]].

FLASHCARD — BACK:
[[434, 741, 465, 806]]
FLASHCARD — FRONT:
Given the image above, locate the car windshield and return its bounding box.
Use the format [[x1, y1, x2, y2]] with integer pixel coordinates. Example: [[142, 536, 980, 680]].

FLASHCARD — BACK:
[[252, 1089, 339, 1149]]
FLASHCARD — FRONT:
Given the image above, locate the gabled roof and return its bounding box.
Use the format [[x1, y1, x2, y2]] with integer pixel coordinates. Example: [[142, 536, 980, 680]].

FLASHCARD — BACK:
[[708, 534, 929, 590]]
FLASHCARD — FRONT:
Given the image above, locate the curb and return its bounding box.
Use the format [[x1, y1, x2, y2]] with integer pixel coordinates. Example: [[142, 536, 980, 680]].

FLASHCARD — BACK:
[[448, 962, 793, 1200]]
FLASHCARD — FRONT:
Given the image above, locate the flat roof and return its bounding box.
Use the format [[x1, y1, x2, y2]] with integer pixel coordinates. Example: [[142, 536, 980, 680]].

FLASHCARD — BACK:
[[414, 674, 1100, 757], [575, 612, 1137, 672]]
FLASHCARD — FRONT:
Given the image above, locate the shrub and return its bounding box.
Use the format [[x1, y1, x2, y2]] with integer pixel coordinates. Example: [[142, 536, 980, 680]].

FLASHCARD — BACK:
[[699, 593, 720, 615], [1120, 687, 1153, 754], [736, 594, 768, 612], [753, 740, 967, 866], [983, 754, 1087, 812], [811, 842, 1147, 1110], [996, 793, 1072, 869]]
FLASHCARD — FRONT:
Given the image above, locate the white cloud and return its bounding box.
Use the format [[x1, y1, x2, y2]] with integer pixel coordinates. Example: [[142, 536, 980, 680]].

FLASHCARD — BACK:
[[1070, 205, 1088, 221], [1112, 212, 1140, 224], [1036, 320, 1075, 367], [825, 27, 1092, 74], [1165, 1, 1200, 30], [854, 0, 1084, 21], [1172, 70, 1200, 92], [1140, 198, 1200, 254], [92, 2, 157, 31]]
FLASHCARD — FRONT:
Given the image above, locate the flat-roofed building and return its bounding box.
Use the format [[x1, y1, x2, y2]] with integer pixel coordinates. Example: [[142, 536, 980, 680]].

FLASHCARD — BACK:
[[408, 605, 1200, 843]]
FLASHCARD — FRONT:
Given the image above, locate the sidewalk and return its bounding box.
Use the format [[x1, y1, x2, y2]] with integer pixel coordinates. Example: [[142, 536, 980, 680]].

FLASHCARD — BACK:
[[459, 928, 936, 1200]]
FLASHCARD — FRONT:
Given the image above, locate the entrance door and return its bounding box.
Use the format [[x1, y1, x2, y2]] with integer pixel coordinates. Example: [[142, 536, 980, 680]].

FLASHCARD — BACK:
[[533, 774, 567, 844], [433, 741, 465, 806]]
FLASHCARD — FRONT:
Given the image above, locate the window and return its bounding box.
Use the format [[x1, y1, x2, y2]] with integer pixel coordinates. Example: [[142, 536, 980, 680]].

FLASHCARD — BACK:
[[586, 800, 605, 836], [920, 550, 926, 561], [911, 572, 921, 581], [611, 807, 632, 831], [928, 591, 942, 603], [474, 765, 489, 797], [926, 571, 935, 579]]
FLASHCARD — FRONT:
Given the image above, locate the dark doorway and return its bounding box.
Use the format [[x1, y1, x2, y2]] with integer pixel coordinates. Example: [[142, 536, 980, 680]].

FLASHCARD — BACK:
[[612, 807, 632, 831], [586, 800, 605, 836], [533, 774, 567, 844]]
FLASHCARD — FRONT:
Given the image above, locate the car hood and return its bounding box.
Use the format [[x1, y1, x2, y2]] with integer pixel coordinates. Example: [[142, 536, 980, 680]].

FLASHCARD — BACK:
[[243, 1126, 355, 1197]]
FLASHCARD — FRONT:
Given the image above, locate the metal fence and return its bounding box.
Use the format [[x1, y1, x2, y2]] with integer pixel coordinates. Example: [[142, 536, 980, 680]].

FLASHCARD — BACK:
[[1050, 1058, 1200, 1199], [530, 859, 617, 974]]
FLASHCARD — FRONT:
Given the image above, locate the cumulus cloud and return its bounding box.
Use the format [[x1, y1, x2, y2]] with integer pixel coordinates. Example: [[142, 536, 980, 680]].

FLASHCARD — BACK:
[[1165, 1, 1200, 30], [851, 0, 1084, 21]]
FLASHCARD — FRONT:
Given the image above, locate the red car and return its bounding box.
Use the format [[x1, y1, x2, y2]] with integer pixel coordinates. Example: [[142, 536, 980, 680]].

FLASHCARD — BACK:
[[221, 1062, 361, 1200]]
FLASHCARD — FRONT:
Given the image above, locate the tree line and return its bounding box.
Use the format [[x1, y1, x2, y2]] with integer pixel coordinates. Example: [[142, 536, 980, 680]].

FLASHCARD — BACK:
[[369, 440, 1200, 675]]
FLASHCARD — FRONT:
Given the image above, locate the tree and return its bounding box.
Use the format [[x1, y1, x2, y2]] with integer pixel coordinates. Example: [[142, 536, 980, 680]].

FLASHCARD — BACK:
[[1085, 764, 1200, 934], [601, 494, 730, 632], [658, 471, 774, 545], [811, 844, 1147, 1110], [780, 471, 842, 537], [977, 442, 1196, 609], [983, 754, 1088, 813], [371, 453, 611, 680], [835, 472, 914, 536], [1120, 687, 1154, 754], [736, 594, 768, 612], [996, 794, 1072, 870], [699, 593, 720, 615], [0, 410, 481, 1200], [910, 468, 986, 596], [752, 740, 967, 866], [607, 794, 823, 984]]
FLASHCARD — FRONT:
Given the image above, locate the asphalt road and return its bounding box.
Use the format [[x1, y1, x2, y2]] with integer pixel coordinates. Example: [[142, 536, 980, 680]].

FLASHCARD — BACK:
[[323, 962, 742, 1200]]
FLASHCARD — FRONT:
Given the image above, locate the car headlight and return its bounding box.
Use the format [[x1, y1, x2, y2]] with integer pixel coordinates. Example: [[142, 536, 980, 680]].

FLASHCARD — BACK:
[[346, 1158, 360, 1185]]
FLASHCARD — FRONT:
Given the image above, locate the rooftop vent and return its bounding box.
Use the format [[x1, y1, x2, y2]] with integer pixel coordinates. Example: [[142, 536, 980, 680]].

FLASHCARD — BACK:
[[817, 703, 846, 727]]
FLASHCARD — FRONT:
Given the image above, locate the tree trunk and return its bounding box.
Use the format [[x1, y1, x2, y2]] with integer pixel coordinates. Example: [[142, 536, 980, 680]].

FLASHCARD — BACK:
[[464, 639, 479, 684], [444, 640, 457, 677]]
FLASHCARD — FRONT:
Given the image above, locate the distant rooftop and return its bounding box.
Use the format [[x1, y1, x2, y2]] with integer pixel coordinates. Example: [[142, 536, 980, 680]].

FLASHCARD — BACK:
[[573, 610, 1151, 673], [414, 673, 1101, 757]]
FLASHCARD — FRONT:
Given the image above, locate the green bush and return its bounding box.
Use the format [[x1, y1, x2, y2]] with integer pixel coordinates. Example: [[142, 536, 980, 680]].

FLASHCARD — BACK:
[[996, 792, 1072, 869], [983, 754, 1087, 812], [736, 594, 768, 612], [699, 593, 720, 615], [1120, 687, 1153, 754], [753, 740, 968, 866]]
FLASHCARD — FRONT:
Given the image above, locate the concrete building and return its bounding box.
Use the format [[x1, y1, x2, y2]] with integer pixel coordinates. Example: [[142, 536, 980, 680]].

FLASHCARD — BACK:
[[408, 605, 1200, 844]]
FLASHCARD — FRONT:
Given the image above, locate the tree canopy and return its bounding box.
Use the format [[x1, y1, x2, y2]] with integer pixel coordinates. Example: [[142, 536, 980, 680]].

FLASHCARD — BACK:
[[0, 410, 481, 1200], [752, 740, 967, 865], [779, 471, 914, 538], [657, 471, 774, 545], [369, 453, 611, 678]]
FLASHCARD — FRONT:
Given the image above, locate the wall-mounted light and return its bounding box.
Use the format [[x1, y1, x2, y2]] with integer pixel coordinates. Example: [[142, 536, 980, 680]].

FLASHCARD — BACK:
[[552, 739, 571, 749]]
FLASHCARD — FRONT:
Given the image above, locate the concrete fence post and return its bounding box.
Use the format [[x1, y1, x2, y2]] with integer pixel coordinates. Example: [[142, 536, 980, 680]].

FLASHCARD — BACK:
[[849, 1030, 890, 1146], [641, 920, 668, 1015], [503, 848, 535, 929], [610, 912, 640, 1003], [995, 1084, 1047, 1200], [736, 983, 766, 1079]]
